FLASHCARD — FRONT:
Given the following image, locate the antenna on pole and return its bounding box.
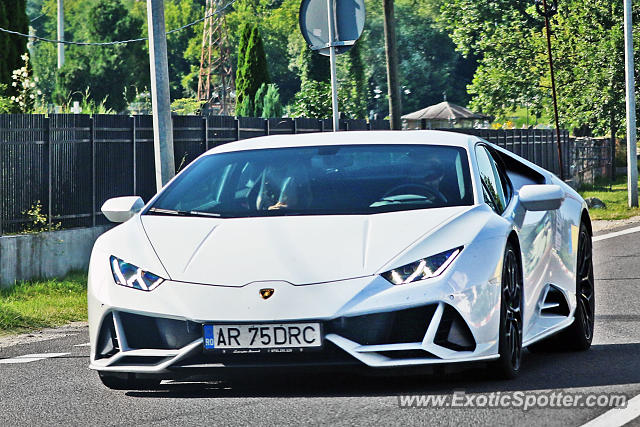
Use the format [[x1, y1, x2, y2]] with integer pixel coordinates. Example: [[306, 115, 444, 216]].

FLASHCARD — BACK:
[[197, 0, 234, 115]]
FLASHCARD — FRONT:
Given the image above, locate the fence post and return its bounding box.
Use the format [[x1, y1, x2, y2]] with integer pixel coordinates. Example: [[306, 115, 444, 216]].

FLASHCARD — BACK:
[[204, 116, 209, 151], [47, 116, 52, 231], [265, 118, 270, 136], [236, 117, 241, 141], [91, 116, 96, 227], [293, 118, 298, 134], [132, 116, 137, 195]]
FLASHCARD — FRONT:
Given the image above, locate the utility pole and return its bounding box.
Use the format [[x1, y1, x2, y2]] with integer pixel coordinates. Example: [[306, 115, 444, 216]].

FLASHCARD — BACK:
[[327, 0, 339, 131], [57, 0, 64, 69], [382, 0, 401, 130], [146, 0, 175, 191], [624, 0, 638, 207]]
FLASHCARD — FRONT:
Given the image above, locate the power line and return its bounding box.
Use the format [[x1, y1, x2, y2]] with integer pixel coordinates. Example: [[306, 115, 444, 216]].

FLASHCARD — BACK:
[[0, 0, 238, 47]]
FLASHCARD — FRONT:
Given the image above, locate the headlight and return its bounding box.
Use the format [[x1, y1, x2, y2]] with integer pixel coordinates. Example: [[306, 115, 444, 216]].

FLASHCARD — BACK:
[[381, 247, 463, 285], [110, 256, 164, 291]]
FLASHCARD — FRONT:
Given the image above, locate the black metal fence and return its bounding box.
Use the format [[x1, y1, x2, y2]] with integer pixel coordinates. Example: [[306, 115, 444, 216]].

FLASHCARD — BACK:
[[0, 114, 389, 234], [0, 114, 586, 234], [438, 128, 571, 178]]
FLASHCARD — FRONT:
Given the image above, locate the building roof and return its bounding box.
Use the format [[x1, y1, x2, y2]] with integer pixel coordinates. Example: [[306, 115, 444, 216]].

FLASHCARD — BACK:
[[401, 101, 487, 121]]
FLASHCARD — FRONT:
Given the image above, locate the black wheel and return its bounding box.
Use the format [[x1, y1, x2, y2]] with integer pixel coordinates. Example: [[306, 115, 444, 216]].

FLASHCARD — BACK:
[[557, 222, 595, 350], [98, 371, 161, 390], [492, 241, 523, 379], [527, 221, 594, 353]]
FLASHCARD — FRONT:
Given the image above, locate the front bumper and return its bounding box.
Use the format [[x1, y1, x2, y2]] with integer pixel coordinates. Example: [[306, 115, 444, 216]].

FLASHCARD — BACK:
[[89, 243, 503, 374], [89, 298, 499, 374]]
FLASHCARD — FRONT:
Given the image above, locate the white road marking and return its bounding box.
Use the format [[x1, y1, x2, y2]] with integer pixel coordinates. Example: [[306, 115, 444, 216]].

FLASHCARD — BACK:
[[0, 358, 43, 364], [581, 394, 640, 427], [593, 225, 640, 242], [0, 352, 69, 364], [73, 343, 91, 347]]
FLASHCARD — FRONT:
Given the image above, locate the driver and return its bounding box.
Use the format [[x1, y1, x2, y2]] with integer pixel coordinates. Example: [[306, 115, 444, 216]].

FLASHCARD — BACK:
[[422, 158, 446, 198], [406, 151, 447, 202]]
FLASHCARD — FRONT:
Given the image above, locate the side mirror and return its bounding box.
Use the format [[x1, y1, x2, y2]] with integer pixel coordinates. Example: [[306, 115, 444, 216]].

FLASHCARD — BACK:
[[519, 185, 564, 211], [101, 196, 144, 223]]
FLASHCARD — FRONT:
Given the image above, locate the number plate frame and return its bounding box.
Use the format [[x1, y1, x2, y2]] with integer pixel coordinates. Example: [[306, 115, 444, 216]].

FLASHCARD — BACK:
[[202, 322, 323, 353]]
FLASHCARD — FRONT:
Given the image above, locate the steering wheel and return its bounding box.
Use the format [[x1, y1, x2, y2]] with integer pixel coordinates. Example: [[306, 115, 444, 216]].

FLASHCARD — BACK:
[[381, 183, 447, 203]]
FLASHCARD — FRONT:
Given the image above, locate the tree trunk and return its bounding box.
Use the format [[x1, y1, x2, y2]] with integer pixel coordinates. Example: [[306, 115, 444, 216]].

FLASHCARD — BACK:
[[383, 0, 402, 130]]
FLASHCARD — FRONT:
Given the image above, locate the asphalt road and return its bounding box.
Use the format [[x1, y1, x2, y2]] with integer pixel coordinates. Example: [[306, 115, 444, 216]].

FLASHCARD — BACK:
[[1, 224, 640, 427]]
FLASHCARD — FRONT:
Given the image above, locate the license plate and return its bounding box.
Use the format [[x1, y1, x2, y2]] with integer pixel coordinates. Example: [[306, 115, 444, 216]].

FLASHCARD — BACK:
[[203, 323, 322, 352]]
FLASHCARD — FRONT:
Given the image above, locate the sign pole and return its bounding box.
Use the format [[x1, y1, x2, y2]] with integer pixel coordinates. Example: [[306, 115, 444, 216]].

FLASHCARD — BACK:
[[326, 0, 339, 132], [624, 0, 638, 207]]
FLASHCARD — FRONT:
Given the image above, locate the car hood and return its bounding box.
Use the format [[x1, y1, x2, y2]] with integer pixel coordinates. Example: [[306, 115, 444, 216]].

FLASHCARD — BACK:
[[140, 206, 471, 286]]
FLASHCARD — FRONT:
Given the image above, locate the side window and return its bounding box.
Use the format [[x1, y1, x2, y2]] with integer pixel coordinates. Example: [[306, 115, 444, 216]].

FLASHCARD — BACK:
[[475, 145, 507, 213]]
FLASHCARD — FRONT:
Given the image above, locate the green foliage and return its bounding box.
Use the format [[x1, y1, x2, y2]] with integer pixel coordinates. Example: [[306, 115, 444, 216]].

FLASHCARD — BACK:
[[21, 201, 60, 234], [296, 48, 330, 83], [4, 53, 42, 113], [290, 80, 365, 119], [0, 0, 29, 97], [254, 83, 267, 117], [56, 89, 114, 114], [226, 0, 301, 105], [0, 272, 87, 334], [170, 98, 205, 115], [438, 0, 632, 136], [236, 93, 254, 117], [361, 0, 475, 117], [262, 83, 283, 118], [0, 84, 12, 114], [235, 23, 253, 110], [0, 1, 8, 88], [235, 24, 270, 116]]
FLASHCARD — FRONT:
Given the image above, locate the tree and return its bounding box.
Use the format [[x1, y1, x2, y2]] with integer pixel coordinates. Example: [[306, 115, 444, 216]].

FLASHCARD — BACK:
[[438, 0, 633, 137], [235, 24, 270, 116], [234, 23, 253, 111], [53, 0, 148, 111], [262, 83, 283, 118], [362, 0, 475, 117], [0, 0, 29, 96], [254, 82, 267, 117], [348, 44, 368, 118]]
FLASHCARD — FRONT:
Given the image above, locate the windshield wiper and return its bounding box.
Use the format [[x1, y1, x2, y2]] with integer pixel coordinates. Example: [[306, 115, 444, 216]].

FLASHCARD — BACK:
[[147, 207, 221, 218]]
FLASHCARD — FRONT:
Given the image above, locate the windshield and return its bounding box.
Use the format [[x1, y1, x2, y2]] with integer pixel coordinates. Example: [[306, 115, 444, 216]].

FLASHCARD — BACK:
[[146, 144, 474, 218]]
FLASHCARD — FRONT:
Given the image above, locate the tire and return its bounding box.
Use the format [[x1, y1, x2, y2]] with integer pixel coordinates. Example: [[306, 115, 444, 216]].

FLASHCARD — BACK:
[[491, 240, 523, 379], [98, 371, 161, 390], [527, 221, 595, 352]]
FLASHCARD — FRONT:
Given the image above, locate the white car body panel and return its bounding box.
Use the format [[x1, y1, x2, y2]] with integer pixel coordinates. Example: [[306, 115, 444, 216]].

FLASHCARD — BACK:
[[87, 130, 589, 375]]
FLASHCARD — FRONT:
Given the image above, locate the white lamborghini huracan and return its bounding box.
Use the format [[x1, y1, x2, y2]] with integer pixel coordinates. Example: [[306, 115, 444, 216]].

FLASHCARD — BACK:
[[88, 130, 594, 389]]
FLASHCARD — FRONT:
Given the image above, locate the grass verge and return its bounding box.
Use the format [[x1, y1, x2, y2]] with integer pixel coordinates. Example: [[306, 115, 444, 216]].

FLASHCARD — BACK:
[[579, 175, 640, 220], [0, 272, 87, 336]]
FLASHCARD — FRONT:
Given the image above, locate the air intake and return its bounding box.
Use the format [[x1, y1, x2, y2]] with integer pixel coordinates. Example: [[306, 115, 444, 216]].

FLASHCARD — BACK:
[[540, 284, 570, 316], [95, 312, 119, 360], [434, 305, 476, 351]]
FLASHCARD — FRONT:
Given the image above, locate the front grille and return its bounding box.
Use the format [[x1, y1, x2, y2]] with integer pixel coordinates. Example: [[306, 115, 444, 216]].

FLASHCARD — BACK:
[[326, 304, 437, 345], [173, 340, 357, 368]]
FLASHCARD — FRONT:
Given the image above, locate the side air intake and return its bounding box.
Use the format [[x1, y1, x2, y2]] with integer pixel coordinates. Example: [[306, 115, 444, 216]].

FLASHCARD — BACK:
[[540, 284, 570, 316]]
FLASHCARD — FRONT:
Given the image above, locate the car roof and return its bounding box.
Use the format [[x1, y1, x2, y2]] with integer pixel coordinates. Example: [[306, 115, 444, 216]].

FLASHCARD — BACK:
[[205, 130, 477, 155]]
